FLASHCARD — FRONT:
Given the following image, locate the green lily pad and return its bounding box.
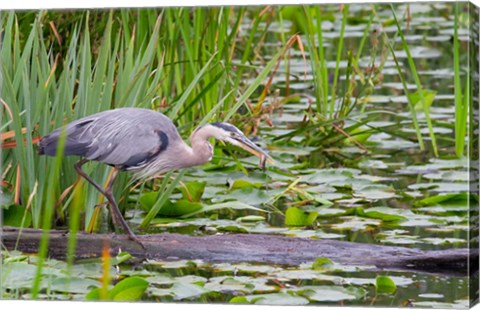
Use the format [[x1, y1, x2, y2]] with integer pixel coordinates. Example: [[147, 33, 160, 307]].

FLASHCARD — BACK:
[[311, 258, 334, 270], [376, 275, 397, 294], [414, 193, 469, 207], [408, 182, 468, 193], [180, 181, 207, 202], [231, 292, 309, 305], [204, 276, 276, 294], [285, 206, 318, 226], [51, 277, 99, 294], [363, 207, 408, 222], [181, 201, 266, 218], [159, 199, 203, 217], [222, 187, 272, 205], [149, 282, 211, 300], [423, 171, 469, 181], [302, 168, 361, 186], [108, 277, 148, 301], [296, 285, 367, 302], [354, 184, 398, 200]]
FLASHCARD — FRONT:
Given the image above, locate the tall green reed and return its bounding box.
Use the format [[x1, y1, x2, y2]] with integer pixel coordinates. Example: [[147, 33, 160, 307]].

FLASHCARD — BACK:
[[389, 4, 438, 157], [0, 7, 296, 233], [453, 2, 469, 158]]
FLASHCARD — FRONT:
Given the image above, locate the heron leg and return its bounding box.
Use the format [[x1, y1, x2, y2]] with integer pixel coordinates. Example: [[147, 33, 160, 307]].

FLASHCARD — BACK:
[[74, 159, 143, 247]]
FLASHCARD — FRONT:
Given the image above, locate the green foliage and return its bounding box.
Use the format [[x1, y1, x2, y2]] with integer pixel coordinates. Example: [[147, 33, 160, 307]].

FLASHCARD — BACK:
[[2, 204, 32, 227], [180, 181, 207, 202], [0, 7, 292, 232], [284, 206, 318, 227], [453, 2, 469, 158], [311, 258, 334, 270], [85, 276, 148, 301], [375, 275, 397, 294]]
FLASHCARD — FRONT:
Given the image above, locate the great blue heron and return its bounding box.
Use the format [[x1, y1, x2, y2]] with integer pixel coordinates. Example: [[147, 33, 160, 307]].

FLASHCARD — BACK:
[[38, 107, 272, 244]]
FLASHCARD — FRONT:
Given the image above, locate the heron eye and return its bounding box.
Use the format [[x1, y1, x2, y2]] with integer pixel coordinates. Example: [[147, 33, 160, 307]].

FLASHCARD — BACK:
[[230, 132, 235, 137]]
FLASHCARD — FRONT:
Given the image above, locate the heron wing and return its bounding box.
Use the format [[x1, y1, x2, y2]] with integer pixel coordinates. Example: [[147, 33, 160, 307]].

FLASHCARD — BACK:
[[39, 108, 180, 169]]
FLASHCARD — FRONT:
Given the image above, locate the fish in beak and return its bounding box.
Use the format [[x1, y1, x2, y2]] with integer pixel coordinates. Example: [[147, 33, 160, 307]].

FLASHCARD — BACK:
[[227, 134, 274, 170]]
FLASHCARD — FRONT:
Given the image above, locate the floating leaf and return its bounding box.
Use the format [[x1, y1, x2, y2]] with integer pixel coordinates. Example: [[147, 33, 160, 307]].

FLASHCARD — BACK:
[[414, 193, 469, 207], [297, 286, 367, 302], [229, 179, 262, 190], [303, 168, 361, 186], [408, 182, 469, 193], [231, 293, 309, 305], [204, 276, 276, 294], [159, 199, 203, 217], [112, 252, 133, 265], [363, 207, 407, 222], [236, 215, 266, 223], [181, 201, 265, 218], [354, 184, 398, 200], [311, 258, 334, 270], [423, 171, 469, 181], [285, 207, 318, 227], [108, 277, 148, 301], [50, 277, 99, 294], [139, 192, 157, 211], [180, 181, 206, 202], [149, 283, 210, 300], [376, 275, 397, 294], [224, 187, 272, 205]]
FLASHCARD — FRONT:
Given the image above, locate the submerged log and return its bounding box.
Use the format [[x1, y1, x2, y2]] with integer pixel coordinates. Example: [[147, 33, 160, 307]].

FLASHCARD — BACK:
[[2, 227, 477, 276]]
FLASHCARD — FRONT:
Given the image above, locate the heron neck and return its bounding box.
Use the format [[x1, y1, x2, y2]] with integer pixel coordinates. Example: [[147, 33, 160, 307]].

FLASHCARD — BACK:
[[175, 129, 213, 168]]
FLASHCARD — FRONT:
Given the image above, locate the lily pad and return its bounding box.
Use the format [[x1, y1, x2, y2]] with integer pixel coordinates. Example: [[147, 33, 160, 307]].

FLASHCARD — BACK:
[[181, 201, 266, 218], [149, 282, 211, 300], [284, 206, 318, 226], [376, 275, 397, 294], [231, 292, 310, 305], [295, 285, 367, 302]]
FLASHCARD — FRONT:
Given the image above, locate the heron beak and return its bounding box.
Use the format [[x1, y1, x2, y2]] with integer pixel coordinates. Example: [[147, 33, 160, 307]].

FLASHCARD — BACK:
[[229, 135, 274, 165]]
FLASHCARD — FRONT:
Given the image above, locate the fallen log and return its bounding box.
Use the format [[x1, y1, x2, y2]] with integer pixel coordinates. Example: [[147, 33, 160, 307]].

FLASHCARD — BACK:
[[2, 227, 477, 276]]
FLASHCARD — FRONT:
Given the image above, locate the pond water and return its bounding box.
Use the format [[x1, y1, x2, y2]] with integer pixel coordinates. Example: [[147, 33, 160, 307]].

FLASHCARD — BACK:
[[2, 3, 476, 307]]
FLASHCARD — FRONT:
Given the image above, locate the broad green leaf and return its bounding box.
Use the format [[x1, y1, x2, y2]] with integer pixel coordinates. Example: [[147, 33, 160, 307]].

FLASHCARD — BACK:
[[50, 277, 99, 294], [180, 181, 207, 202], [354, 184, 398, 200], [232, 293, 309, 305], [112, 252, 133, 265], [229, 179, 262, 190], [85, 288, 101, 301], [149, 283, 210, 300], [414, 193, 469, 207], [3, 204, 32, 227], [285, 207, 318, 227], [363, 207, 407, 222], [108, 277, 148, 301], [225, 187, 271, 205], [159, 199, 203, 217], [139, 192, 157, 211], [230, 296, 249, 303], [297, 286, 367, 302], [376, 275, 397, 294]]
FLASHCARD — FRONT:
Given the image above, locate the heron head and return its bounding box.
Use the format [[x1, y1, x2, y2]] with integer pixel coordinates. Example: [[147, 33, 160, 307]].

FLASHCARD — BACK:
[[208, 122, 274, 165]]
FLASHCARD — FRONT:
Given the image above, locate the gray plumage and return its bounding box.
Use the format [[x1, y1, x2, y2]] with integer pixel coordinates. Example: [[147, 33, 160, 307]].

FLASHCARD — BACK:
[[38, 107, 271, 244], [39, 108, 178, 173]]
